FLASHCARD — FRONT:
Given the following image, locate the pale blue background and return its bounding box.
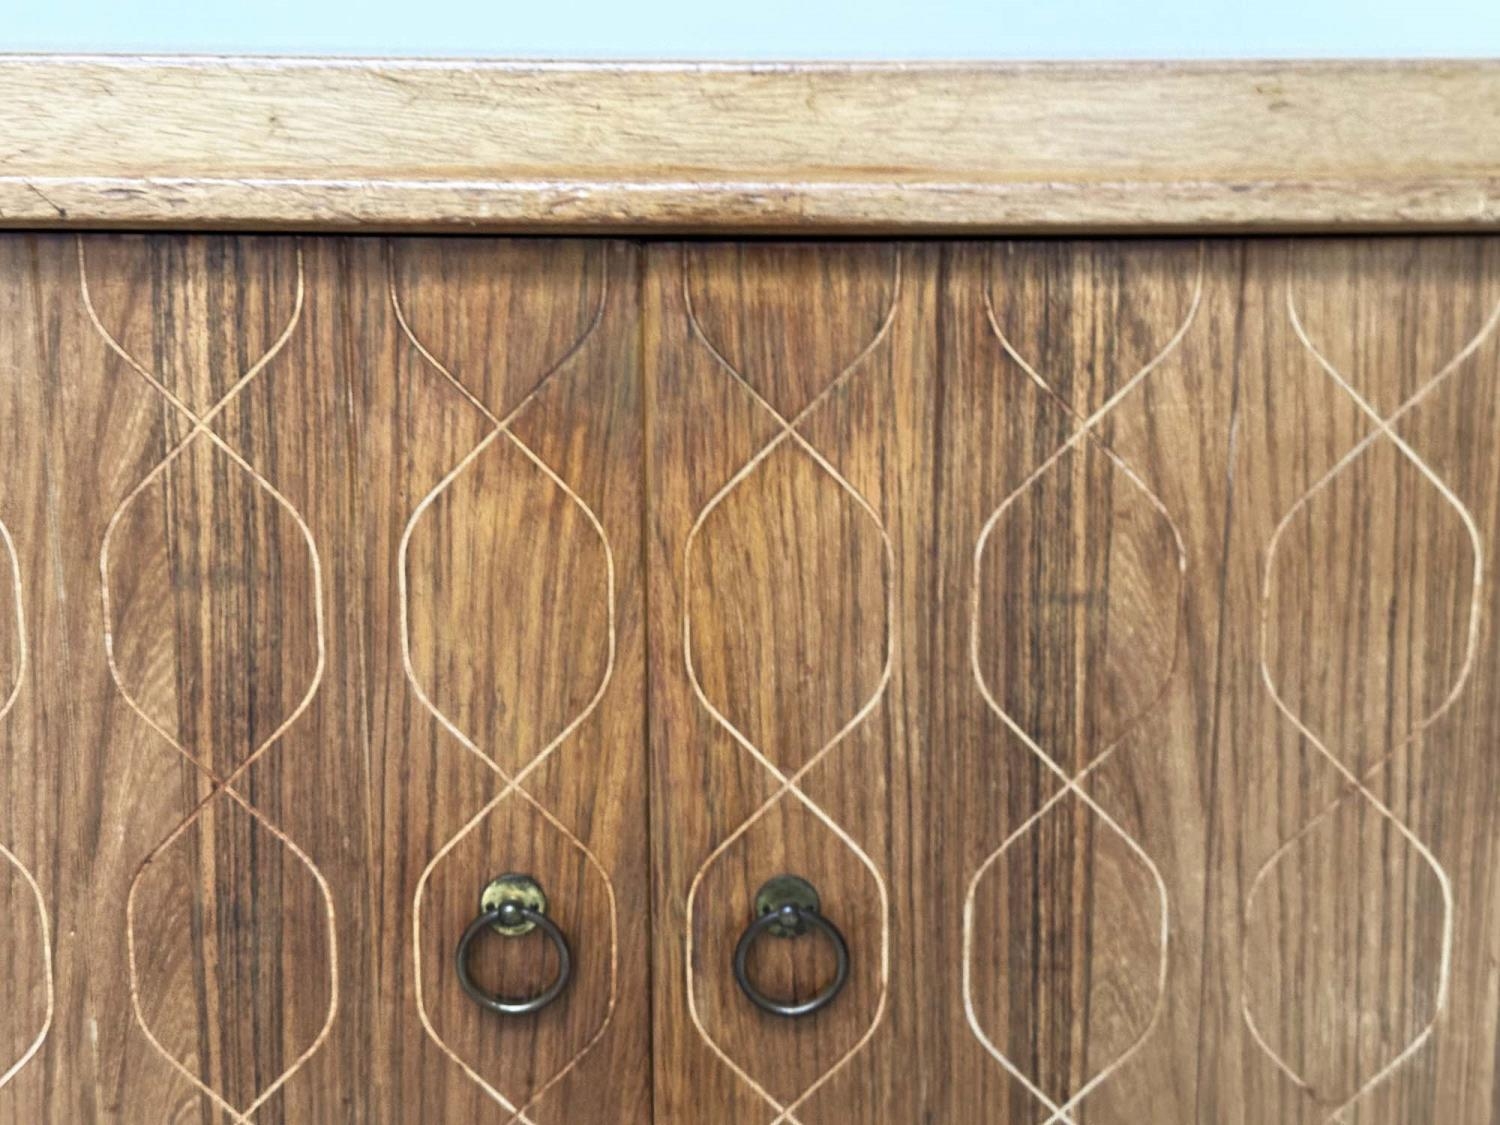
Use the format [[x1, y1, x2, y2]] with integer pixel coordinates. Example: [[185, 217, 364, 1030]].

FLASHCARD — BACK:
[[6, 0, 1500, 58]]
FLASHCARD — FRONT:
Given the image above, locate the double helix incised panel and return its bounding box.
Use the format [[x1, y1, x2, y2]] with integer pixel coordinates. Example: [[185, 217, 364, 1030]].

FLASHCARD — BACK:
[[645, 238, 1500, 1125], [0, 235, 648, 1123], [0, 234, 1498, 1122]]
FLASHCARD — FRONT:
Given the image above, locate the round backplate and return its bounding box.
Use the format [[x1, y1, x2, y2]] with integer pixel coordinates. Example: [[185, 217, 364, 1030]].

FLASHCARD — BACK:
[[480, 872, 548, 936], [753, 874, 821, 939]]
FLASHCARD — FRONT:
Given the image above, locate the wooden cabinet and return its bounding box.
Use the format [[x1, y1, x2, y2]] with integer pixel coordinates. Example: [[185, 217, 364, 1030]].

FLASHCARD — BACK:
[[3, 232, 1500, 1123], [3, 55, 1500, 1125]]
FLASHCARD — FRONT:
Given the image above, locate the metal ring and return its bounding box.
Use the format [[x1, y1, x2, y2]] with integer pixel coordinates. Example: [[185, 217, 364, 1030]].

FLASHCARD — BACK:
[[455, 901, 572, 1016], [733, 902, 849, 1017]]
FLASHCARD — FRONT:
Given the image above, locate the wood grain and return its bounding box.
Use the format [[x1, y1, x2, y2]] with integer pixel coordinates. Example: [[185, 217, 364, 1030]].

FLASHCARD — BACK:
[[646, 236, 1500, 1123], [0, 233, 648, 1122], [5, 230, 1500, 1122], [2, 59, 1499, 233]]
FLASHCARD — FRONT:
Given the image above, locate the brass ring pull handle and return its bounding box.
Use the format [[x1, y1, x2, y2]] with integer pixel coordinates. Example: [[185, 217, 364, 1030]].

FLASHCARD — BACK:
[[455, 873, 571, 1016], [733, 874, 849, 1018]]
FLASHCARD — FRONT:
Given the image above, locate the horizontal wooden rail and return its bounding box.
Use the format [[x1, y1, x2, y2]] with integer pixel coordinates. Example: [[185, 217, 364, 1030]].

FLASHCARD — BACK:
[[2, 57, 1497, 233]]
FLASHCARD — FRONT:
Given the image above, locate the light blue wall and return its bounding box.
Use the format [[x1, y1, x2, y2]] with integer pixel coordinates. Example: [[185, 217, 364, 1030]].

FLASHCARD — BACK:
[[6, 0, 1500, 58]]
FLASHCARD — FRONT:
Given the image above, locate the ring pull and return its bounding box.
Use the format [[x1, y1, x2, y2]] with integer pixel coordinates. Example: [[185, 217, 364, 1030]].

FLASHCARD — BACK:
[[455, 873, 571, 1016], [733, 874, 849, 1018]]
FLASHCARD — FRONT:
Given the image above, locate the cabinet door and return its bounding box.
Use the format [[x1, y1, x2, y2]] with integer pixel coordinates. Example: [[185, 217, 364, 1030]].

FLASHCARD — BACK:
[[0, 234, 650, 1122], [646, 238, 1500, 1123]]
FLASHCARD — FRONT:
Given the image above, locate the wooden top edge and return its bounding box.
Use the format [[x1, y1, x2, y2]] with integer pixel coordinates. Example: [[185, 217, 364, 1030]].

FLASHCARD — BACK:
[[2, 57, 1497, 233], [1, 54, 1484, 70]]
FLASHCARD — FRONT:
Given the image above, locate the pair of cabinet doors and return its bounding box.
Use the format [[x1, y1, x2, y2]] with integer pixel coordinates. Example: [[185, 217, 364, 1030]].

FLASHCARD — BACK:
[[1, 233, 1499, 1123]]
